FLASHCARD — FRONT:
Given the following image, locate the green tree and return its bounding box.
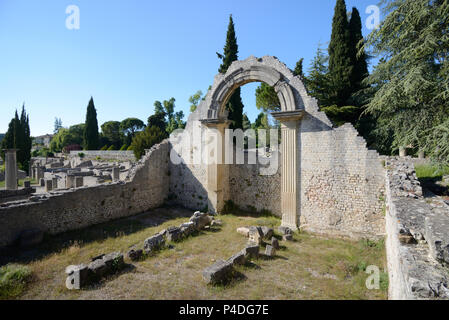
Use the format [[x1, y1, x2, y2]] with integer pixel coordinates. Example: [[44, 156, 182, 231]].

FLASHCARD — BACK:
[[131, 125, 167, 159], [101, 121, 122, 149], [120, 118, 145, 145], [54, 117, 63, 134], [306, 46, 332, 106], [189, 90, 203, 112], [1, 106, 31, 172], [328, 0, 353, 107], [217, 15, 244, 129], [83, 97, 99, 150], [293, 58, 304, 77], [348, 7, 369, 104], [255, 83, 281, 112], [152, 98, 185, 134], [363, 0, 449, 163], [242, 113, 251, 131]]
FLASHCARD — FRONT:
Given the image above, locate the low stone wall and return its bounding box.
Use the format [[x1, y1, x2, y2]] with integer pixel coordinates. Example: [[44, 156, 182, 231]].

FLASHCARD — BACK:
[[0, 141, 170, 247], [385, 157, 449, 299], [69, 150, 136, 161]]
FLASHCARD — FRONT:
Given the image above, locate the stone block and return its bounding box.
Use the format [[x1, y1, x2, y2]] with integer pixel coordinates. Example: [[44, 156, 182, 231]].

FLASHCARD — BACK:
[[237, 227, 250, 237], [425, 210, 449, 265], [179, 222, 195, 237], [271, 237, 280, 250], [248, 226, 263, 244], [211, 219, 223, 227], [143, 233, 165, 253], [45, 179, 53, 192], [23, 180, 31, 188], [265, 245, 276, 257], [260, 226, 274, 239], [278, 226, 292, 235], [127, 249, 143, 261], [102, 252, 125, 272], [88, 259, 108, 279], [282, 234, 293, 241], [40, 178, 45, 186], [242, 243, 259, 259], [202, 259, 234, 285], [190, 212, 212, 231], [227, 251, 246, 266], [65, 264, 89, 290], [166, 226, 183, 242]]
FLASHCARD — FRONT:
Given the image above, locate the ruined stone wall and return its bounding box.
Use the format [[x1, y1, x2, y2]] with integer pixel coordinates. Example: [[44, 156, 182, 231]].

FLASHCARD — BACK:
[[69, 150, 136, 161], [0, 141, 170, 247], [384, 157, 449, 300], [228, 153, 281, 216]]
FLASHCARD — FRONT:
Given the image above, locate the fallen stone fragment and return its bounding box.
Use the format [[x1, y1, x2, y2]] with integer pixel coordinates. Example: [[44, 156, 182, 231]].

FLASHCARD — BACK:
[[260, 226, 273, 239], [237, 227, 250, 237], [179, 222, 195, 237], [282, 234, 293, 241], [166, 226, 183, 242], [271, 237, 280, 250], [278, 226, 292, 235], [211, 219, 223, 227], [248, 226, 264, 245], [88, 259, 108, 279], [227, 251, 246, 266], [102, 252, 125, 272], [127, 249, 143, 261], [143, 233, 165, 253], [202, 259, 234, 285], [265, 245, 276, 257], [243, 243, 260, 259], [65, 263, 89, 290], [190, 211, 213, 231]]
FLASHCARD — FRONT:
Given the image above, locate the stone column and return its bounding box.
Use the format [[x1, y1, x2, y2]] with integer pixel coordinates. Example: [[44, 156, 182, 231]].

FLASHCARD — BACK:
[[201, 119, 230, 214], [112, 167, 120, 181], [271, 110, 304, 230], [3, 149, 18, 190]]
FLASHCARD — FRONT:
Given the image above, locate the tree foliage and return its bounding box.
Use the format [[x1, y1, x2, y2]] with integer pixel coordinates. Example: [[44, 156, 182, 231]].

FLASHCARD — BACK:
[[363, 0, 449, 163], [1, 106, 32, 172], [120, 117, 145, 145], [217, 15, 244, 129], [189, 90, 203, 112], [131, 125, 167, 159], [83, 97, 99, 150]]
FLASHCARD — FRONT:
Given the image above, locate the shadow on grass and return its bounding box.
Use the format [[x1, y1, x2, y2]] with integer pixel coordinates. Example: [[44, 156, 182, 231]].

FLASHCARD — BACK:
[[0, 205, 193, 267], [419, 177, 449, 197], [81, 263, 137, 291]]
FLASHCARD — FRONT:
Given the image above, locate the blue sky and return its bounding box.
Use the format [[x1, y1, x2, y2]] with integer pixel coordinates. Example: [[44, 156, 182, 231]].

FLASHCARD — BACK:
[[0, 0, 381, 136]]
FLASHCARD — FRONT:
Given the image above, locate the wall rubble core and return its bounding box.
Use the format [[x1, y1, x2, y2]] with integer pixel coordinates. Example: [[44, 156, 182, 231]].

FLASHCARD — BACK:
[[385, 157, 449, 300]]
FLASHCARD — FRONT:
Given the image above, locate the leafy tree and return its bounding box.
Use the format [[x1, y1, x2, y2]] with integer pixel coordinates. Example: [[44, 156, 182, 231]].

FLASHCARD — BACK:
[[131, 125, 167, 159], [305, 46, 332, 107], [147, 112, 167, 133], [54, 117, 63, 134], [293, 58, 305, 77], [152, 98, 185, 134], [217, 15, 244, 129], [101, 121, 122, 149], [50, 124, 85, 152], [255, 83, 281, 112], [1, 106, 32, 172], [120, 118, 145, 145], [348, 7, 369, 101], [189, 90, 203, 112], [363, 0, 449, 163], [83, 97, 99, 150], [328, 0, 353, 107], [242, 113, 251, 131]]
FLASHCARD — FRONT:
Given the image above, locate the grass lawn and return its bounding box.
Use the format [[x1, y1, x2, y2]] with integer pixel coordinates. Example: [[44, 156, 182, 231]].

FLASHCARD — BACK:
[[415, 164, 449, 180], [0, 178, 37, 189], [0, 206, 387, 300]]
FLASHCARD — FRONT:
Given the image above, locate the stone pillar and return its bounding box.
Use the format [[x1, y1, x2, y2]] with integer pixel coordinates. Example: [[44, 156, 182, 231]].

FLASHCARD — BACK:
[[271, 111, 304, 230], [23, 180, 31, 188], [112, 167, 120, 181], [52, 177, 58, 190], [66, 175, 75, 189], [75, 176, 83, 188], [45, 179, 53, 192], [201, 119, 230, 214], [399, 147, 407, 157], [3, 149, 18, 190], [36, 167, 44, 180]]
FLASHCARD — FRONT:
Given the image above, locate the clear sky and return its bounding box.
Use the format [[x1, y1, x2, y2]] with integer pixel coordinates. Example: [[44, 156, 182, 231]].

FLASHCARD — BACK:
[[0, 0, 381, 136]]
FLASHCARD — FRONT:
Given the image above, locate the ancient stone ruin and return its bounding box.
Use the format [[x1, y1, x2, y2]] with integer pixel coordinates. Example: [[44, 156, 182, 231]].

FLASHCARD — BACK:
[[1, 56, 448, 299]]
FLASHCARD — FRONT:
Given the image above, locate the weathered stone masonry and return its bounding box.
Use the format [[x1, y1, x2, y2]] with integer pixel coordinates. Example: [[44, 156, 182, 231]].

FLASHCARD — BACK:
[[0, 141, 170, 247]]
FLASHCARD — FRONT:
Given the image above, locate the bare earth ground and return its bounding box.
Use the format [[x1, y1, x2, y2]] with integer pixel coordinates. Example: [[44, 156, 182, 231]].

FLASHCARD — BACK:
[[2, 206, 387, 300]]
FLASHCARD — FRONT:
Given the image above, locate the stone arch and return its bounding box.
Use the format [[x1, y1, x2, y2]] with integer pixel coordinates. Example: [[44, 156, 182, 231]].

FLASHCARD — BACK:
[[194, 56, 305, 230], [201, 55, 303, 120]]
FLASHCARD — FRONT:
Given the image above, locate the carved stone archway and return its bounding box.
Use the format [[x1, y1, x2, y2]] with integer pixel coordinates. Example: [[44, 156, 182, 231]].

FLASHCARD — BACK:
[[197, 56, 306, 230]]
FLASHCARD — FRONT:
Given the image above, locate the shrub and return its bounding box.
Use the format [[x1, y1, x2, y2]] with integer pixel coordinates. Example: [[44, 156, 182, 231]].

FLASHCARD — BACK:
[[0, 264, 32, 300], [130, 125, 167, 159]]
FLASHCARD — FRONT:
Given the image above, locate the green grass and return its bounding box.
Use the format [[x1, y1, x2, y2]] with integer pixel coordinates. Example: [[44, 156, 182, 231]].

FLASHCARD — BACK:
[[415, 164, 449, 180], [1, 207, 387, 300], [0, 264, 32, 300], [0, 178, 37, 188]]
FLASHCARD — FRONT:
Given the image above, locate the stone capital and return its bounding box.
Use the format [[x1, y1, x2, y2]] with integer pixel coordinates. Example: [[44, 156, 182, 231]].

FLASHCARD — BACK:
[[271, 110, 304, 122]]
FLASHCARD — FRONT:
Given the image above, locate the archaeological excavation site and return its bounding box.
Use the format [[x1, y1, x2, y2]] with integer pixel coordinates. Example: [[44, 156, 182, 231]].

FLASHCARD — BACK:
[[1, 56, 448, 300]]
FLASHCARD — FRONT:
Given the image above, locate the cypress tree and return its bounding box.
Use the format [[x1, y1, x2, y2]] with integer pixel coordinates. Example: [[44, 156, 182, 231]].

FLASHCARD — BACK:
[[293, 58, 304, 78], [348, 7, 369, 98], [218, 15, 244, 129], [83, 97, 99, 150], [328, 0, 353, 107]]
